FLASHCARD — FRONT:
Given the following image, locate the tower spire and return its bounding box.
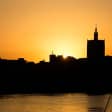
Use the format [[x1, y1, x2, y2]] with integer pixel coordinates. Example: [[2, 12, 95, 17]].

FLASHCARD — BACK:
[[95, 24, 97, 32], [94, 25, 98, 40]]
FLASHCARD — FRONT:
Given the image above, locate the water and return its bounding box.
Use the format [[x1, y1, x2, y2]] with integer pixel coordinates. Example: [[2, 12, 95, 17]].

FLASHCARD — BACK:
[[0, 94, 111, 112]]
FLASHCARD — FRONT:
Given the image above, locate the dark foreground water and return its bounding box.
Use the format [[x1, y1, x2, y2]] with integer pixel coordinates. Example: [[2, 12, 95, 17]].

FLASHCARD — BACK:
[[0, 94, 111, 112]]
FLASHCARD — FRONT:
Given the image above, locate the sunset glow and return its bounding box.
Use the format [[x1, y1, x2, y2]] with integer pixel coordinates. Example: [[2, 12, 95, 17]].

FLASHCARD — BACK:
[[0, 0, 112, 62]]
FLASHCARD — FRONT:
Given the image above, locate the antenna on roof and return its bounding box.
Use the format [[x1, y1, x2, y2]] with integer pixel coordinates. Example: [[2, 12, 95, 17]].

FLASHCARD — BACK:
[[95, 24, 97, 32], [94, 24, 98, 40]]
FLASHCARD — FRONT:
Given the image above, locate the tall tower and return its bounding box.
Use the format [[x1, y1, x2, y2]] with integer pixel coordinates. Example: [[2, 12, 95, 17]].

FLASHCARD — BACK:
[[87, 27, 105, 59], [94, 26, 98, 40]]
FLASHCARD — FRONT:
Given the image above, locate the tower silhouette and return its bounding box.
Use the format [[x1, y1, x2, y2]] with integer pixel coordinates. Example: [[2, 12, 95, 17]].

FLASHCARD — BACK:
[[87, 27, 105, 59]]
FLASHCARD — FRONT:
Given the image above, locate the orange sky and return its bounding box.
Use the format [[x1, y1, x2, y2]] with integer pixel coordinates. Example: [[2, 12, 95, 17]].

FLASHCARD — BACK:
[[0, 0, 112, 62]]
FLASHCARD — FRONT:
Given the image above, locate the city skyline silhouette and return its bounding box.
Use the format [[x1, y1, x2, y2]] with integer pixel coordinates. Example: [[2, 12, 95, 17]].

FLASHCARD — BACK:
[[1, 0, 112, 95], [0, 1, 112, 112], [1, 0, 112, 62], [0, 26, 112, 94], [0, 26, 108, 63]]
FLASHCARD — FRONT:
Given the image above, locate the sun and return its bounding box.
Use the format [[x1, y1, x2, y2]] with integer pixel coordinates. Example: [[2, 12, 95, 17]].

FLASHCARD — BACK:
[[54, 42, 74, 58], [63, 53, 69, 58], [51, 39, 83, 59]]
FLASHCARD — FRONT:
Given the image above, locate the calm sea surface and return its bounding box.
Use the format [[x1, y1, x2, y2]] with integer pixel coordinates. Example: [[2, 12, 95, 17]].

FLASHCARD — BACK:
[[0, 94, 111, 112]]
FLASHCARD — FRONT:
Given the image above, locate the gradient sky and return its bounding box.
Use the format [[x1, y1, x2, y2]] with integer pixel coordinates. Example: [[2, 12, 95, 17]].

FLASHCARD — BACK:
[[0, 0, 112, 62]]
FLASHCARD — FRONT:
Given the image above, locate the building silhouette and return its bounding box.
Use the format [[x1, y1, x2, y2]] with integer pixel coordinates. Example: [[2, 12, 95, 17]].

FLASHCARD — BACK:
[[49, 53, 64, 63], [49, 51, 57, 63], [87, 27, 105, 59]]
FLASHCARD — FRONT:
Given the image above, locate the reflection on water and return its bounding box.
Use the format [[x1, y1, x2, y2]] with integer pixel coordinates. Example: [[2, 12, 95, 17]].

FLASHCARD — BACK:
[[0, 94, 111, 112]]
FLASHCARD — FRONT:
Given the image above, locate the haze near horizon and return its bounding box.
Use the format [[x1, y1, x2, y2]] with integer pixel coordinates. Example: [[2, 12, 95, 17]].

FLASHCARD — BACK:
[[0, 0, 112, 62]]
